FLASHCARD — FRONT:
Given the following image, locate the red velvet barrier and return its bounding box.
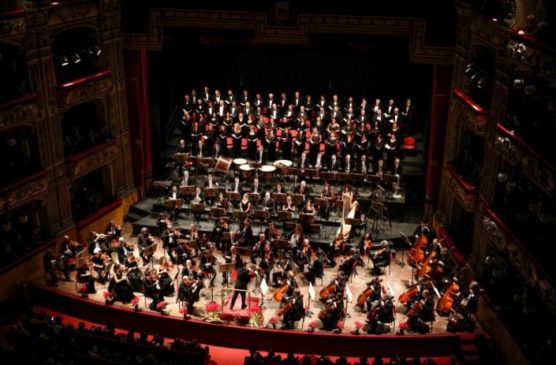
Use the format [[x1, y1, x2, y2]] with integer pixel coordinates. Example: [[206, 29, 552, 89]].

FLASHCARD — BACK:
[[446, 162, 476, 194], [0, 93, 36, 110], [0, 8, 25, 19], [496, 123, 555, 171], [29, 285, 463, 359], [57, 70, 111, 89], [453, 89, 488, 114]]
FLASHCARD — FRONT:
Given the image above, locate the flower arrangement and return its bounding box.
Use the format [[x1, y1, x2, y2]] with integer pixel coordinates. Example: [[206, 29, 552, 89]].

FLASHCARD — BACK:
[[352, 320, 364, 335], [204, 301, 222, 323], [179, 307, 189, 319], [103, 291, 114, 305], [267, 316, 279, 329], [248, 306, 263, 328], [308, 320, 318, 333], [398, 322, 408, 335], [335, 321, 344, 333]]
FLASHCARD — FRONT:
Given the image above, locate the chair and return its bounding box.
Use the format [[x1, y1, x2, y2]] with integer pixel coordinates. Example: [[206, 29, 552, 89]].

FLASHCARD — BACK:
[[403, 136, 416, 151]]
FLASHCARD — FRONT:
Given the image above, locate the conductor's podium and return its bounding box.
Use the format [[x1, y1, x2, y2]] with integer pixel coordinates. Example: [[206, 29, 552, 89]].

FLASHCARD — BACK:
[[219, 292, 260, 324]]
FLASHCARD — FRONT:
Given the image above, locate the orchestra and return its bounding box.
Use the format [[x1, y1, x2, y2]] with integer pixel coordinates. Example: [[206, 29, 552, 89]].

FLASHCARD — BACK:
[[45, 88, 482, 337]]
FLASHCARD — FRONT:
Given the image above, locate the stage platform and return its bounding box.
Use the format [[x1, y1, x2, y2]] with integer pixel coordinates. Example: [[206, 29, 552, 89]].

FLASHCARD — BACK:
[[219, 293, 260, 323]]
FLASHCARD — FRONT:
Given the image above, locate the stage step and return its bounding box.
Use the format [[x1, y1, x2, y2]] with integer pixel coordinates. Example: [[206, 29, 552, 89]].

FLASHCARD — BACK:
[[125, 211, 144, 223]]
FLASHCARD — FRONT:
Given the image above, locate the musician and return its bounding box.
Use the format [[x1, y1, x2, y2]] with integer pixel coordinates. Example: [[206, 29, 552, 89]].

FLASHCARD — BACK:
[[157, 257, 175, 296], [289, 224, 304, 250], [181, 170, 190, 187], [137, 227, 154, 263], [167, 185, 182, 220], [199, 247, 218, 287], [88, 231, 109, 254], [407, 289, 435, 334], [293, 134, 306, 162], [239, 193, 253, 214], [274, 182, 285, 194], [237, 218, 254, 247], [76, 262, 96, 295], [214, 192, 229, 213], [60, 235, 80, 261], [264, 222, 281, 242], [324, 132, 338, 169], [178, 276, 202, 314], [181, 259, 199, 280], [114, 236, 133, 264], [294, 180, 312, 198], [282, 195, 296, 212], [364, 277, 384, 310], [108, 264, 135, 305], [251, 233, 267, 263], [320, 292, 344, 331], [360, 232, 373, 257], [370, 240, 391, 276], [125, 253, 144, 292], [105, 219, 121, 239], [339, 251, 357, 278], [261, 191, 275, 212], [280, 289, 305, 330], [191, 186, 204, 205], [294, 238, 312, 272], [304, 251, 324, 285], [230, 263, 253, 310], [143, 269, 168, 314], [247, 125, 258, 161], [319, 181, 334, 220], [280, 128, 292, 160], [92, 248, 109, 284], [264, 129, 277, 162]]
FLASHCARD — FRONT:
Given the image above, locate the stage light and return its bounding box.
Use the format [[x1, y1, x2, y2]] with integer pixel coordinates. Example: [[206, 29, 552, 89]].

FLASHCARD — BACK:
[[72, 51, 82, 64], [464, 63, 475, 76], [476, 77, 487, 90], [497, 172, 508, 183], [59, 55, 70, 67], [92, 45, 101, 56], [513, 78, 525, 89]]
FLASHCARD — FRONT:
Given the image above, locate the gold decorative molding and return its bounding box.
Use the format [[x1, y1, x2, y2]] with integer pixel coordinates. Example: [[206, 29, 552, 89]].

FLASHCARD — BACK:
[[0, 100, 38, 130], [66, 141, 119, 179], [494, 124, 556, 194], [453, 88, 488, 136], [57, 73, 113, 108], [48, 1, 98, 27], [482, 211, 556, 315], [0, 16, 26, 38], [124, 9, 453, 64], [444, 162, 477, 213], [0, 171, 49, 208]]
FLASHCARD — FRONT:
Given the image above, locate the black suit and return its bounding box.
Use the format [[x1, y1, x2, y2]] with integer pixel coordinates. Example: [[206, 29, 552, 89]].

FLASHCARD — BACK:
[[230, 267, 251, 309]]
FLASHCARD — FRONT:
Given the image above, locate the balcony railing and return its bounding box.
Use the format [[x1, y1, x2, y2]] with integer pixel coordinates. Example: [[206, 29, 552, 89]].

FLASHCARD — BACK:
[[444, 161, 477, 213], [453, 88, 488, 136]]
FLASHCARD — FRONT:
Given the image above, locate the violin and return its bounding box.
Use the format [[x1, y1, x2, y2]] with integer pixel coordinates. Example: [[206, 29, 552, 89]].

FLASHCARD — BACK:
[[319, 281, 337, 301], [318, 300, 336, 320], [437, 279, 460, 315]]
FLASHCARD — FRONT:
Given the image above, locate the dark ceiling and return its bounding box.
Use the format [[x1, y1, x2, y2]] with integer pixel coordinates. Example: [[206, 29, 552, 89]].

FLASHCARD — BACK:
[[121, 0, 456, 47]]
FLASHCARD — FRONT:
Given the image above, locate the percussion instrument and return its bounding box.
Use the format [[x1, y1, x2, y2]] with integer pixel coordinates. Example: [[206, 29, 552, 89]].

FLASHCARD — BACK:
[[259, 165, 276, 181], [273, 159, 293, 174], [215, 157, 232, 172], [240, 164, 255, 179], [233, 158, 248, 169]]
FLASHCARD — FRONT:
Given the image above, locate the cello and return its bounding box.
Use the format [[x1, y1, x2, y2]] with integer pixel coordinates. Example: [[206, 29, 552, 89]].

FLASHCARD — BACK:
[[436, 278, 460, 315], [408, 233, 428, 266], [356, 286, 374, 307], [319, 281, 337, 301], [273, 282, 289, 302]]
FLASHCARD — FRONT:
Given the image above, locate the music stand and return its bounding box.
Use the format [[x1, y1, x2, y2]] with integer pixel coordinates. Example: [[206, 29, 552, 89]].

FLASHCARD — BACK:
[[291, 194, 305, 204], [319, 171, 335, 182], [210, 207, 226, 218], [344, 217, 362, 236], [173, 153, 188, 163], [298, 213, 315, 225], [232, 211, 249, 221], [335, 172, 349, 182], [272, 239, 292, 261], [277, 211, 293, 222], [253, 210, 269, 233], [236, 246, 252, 257], [247, 193, 261, 205], [142, 242, 158, 269], [204, 187, 221, 199], [272, 193, 287, 205], [350, 173, 365, 184], [218, 263, 235, 288], [165, 199, 183, 221], [191, 203, 205, 224], [288, 167, 301, 176], [398, 231, 413, 268], [226, 191, 241, 202]]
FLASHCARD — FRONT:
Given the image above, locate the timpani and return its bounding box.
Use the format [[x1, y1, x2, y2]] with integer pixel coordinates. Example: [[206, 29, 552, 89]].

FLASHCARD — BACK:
[[215, 156, 232, 172]]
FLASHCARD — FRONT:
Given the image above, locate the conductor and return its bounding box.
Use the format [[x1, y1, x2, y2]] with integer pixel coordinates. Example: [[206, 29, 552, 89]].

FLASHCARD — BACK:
[[230, 263, 252, 310]]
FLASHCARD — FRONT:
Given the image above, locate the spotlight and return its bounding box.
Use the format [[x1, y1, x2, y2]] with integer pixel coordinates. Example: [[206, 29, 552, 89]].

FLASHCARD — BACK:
[[92, 45, 101, 56], [513, 78, 525, 89], [470, 73, 481, 83], [72, 51, 82, 64], [497, 172, 508, 183], [464, 63, 475, 76], [59, 55, 69, 67], [477, 77, 487, 90]]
